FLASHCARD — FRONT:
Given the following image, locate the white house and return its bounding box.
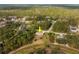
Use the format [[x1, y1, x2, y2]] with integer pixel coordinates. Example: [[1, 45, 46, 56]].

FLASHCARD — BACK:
[[56, 33, 64, 39], [45, 16, 50, 19], [70, 25, 79, 33], [0, 21, 6, 28]]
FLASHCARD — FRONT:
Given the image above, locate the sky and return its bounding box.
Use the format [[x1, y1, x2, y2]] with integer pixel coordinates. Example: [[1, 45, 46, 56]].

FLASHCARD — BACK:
[[0, 0, 79, 4]]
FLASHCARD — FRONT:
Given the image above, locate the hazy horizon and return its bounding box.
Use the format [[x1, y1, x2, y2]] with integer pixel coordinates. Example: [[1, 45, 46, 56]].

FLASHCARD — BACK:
[[0, 4, 79, 8]]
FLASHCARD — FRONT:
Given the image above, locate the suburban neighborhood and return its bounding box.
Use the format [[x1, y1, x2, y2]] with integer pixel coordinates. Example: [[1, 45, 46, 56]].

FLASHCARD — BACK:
[[0, 4, 79, 54]]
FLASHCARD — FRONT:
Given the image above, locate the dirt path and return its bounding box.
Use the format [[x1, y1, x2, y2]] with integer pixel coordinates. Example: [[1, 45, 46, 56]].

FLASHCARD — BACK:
[[48, 20, 56, 32], [9, 41, 79, 54], [51, 43, 79, 53], [9, 40, 44, 54]]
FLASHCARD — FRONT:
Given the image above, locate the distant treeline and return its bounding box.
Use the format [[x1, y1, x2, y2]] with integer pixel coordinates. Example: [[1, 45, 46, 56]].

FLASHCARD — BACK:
[[0, 4, 79, 10]]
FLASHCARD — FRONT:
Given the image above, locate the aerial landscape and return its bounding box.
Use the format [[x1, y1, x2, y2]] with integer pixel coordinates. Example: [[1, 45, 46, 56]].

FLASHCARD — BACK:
[[0, 4, 79, 54]]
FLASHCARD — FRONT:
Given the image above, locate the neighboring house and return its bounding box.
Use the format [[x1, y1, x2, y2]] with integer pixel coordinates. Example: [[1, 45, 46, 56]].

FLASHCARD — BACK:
[[69, 25, 79, 33], [56, 33, 64, 39], [31, 16, 34, 19], [0, 18, 4, 21], [45, 16, 50, 19], [4, 16, 17, 22], [22, 17, 26, 22], [11, 18, 16, 21], [17, 18, 21, 21], [0, 21, 6, 28], [2, 18, 6, 21]]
